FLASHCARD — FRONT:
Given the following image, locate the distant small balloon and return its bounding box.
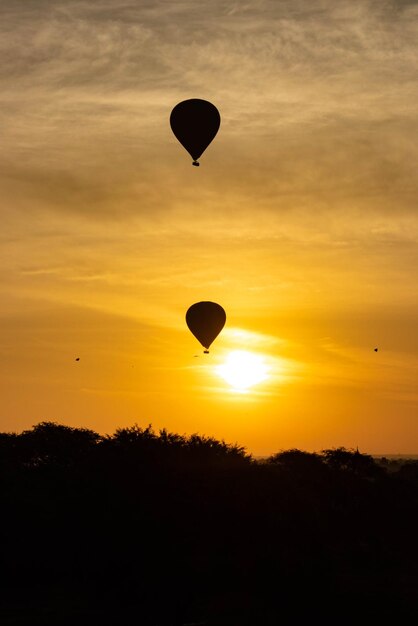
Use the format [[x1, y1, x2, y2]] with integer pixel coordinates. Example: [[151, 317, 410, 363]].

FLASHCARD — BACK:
[[374, 348, 378, 352], [75, 357, 80, 361], [170, 99, 221, 166], [186, 301, 226, 353]]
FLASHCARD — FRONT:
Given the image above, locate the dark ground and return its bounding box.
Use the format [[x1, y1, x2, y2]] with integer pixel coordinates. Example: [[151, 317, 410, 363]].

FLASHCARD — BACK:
[[1, 422, 417, 625]]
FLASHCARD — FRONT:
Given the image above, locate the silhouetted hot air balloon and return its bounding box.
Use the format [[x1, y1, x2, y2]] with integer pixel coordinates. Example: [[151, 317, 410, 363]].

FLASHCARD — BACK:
[[186, 301, 226, 353], [170, 99, 220, 166]]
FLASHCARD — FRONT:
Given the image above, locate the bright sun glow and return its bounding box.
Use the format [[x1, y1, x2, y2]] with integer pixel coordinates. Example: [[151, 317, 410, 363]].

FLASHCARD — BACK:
[[216, 350, 269, 392]]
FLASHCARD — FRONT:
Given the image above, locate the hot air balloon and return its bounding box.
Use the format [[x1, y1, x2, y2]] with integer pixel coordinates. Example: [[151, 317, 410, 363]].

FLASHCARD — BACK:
[[186, 301, 226, 353], [170, 99, 220, 166]]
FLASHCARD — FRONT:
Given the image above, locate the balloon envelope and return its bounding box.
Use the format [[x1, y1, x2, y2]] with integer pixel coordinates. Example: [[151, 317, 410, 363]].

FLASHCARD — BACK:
[[170, 99, 220, 164], [186, 301, 226, 351]]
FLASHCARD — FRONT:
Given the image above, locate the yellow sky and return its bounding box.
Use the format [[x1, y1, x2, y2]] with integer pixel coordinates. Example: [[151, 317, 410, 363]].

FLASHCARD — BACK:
[[0, 0, 417, 454]]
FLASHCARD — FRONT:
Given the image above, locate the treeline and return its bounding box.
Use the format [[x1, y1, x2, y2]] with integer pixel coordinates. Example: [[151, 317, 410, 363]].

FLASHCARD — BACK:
[[0, 422, 418, 625]]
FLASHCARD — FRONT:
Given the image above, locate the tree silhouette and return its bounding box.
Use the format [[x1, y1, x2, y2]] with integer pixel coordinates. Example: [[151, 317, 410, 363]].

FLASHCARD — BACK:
[[0, 422, 417, 624]]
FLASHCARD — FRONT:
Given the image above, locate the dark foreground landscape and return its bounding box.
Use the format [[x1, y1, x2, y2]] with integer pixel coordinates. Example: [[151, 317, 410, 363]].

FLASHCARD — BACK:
[[1, 422, 417, 625]]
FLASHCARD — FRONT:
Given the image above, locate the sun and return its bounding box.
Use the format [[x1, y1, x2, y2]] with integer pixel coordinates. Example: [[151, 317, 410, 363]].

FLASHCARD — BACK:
[[216, 350, 269, 392]]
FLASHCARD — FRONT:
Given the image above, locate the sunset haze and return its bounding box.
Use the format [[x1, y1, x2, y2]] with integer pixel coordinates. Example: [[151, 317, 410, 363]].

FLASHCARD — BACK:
[[1, 0, 417, 455]]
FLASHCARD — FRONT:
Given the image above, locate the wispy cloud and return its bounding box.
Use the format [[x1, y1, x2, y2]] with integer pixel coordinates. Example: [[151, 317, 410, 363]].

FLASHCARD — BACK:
[[1, 0, 417, 211]]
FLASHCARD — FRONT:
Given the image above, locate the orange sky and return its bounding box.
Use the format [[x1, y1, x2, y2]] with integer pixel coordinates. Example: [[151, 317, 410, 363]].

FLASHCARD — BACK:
[[0, 0, 417, 454]]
